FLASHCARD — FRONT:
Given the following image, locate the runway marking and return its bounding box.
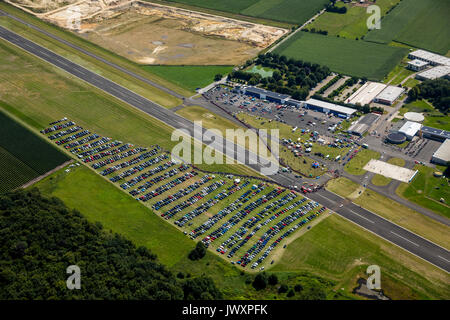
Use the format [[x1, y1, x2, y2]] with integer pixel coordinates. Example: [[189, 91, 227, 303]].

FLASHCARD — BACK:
[[390, 231, 420, 247], [438, 255, 450, 263], [348, 209, 375, 224]]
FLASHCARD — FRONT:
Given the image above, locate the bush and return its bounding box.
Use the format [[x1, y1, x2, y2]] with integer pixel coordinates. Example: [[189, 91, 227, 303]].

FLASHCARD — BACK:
[[268, 274, 278, 286], [294, 284, 303, 292], [278, 284, 288, 293], [188, 241, 206, 260], [287, 289, 295, 297], [252, 273, 268, 290]]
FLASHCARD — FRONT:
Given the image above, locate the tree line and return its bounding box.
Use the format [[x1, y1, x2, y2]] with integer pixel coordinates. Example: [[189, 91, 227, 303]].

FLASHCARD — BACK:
[[0, 189, 222, 300], [408, 79, 449, 114]]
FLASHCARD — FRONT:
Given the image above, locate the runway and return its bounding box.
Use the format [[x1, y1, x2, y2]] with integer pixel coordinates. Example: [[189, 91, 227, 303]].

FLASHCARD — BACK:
[[0, 25, 448, 273]]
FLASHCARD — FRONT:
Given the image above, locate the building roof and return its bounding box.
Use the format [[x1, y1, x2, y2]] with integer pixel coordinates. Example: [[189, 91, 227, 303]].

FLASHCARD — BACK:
[[409, 49, 450, 66], [375, 85, 405, 103], [407, 59, 429, 67], [433, 139, 450, 163], [416, 66, 450, 80], [399, 121, 422, 137], [404, 112, 424, 123], [305, 98, 356, 115], [348, 122, 369, 135], [245, 86, 290, 100], [347, 82, 386, 105], [421, 126, 450, 140]]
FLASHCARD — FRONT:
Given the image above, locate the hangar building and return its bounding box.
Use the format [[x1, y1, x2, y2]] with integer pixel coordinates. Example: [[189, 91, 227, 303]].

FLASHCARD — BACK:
[[431, 139, 450, 165], [243, 86, 290, 104], [303, 99, 356, 119], [347, 82, 386, 105], [374, 86, 405, 105]]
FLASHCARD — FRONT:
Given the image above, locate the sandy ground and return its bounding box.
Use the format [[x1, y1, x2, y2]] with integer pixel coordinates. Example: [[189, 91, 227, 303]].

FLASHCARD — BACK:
[[8, 0, 287, 65], [363, 159, 417, 183]]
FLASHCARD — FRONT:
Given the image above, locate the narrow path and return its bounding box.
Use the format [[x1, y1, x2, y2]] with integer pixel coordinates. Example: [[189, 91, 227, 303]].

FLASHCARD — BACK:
[[20, 160, 74, 189]]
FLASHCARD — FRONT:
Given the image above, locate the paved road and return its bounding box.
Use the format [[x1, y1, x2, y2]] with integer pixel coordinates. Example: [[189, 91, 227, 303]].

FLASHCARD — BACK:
[[1, 26, 449, 273]]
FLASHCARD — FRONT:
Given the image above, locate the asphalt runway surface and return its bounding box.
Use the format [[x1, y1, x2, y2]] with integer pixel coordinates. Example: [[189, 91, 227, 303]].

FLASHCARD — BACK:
[[0, 25, 449, 273]]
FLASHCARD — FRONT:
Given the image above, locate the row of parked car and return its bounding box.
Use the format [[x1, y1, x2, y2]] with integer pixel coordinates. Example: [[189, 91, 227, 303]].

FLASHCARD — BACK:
[[110, 154, 169, 183], [94, 147, 146, 171], [64, 133, 100, 149], [121, 161, 178, 189], [56, 130, 90, 145], [83, 143, 131, 163], [41, 120, 75, 134]]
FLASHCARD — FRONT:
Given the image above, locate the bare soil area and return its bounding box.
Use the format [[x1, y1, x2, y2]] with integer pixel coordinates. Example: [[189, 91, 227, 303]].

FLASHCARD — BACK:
[[7, 0, 287, 65]]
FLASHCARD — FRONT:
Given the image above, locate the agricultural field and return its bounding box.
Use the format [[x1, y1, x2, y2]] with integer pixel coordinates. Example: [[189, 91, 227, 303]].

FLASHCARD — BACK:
[[274, 32, 408, 80], [142, 65, 233, 92], [307, 0, 400, 40], [155, 0, 329, 25], [344, 148, 380, 176], [0, 111, 69, 193], [396, 165, 450, 219], [365, 0, 450, 55], [326, 177, 450, 250]]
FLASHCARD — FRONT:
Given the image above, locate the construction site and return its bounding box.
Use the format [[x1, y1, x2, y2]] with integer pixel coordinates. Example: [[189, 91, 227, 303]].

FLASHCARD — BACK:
[[6, 0, 287, 65]]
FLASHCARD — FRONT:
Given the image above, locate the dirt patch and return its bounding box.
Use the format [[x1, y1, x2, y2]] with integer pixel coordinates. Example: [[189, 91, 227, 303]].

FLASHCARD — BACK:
[[10, 0, 287, 65]]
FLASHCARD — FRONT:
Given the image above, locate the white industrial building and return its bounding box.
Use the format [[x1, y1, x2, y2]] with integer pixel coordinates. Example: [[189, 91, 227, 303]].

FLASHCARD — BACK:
[[399, 121, 422, 140], [408, 49, 450, 67], [431, 139, 450, 165], [346, 82, 386, 105], [303, 99, 356, 118], [407, 59, 429, 71], [374, 85, 405, 105], [416, 65, 450, 81]]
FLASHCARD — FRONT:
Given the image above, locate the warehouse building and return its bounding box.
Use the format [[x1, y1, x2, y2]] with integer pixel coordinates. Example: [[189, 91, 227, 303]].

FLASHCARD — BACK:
[[304, 98, 356, 118], [347, 82, 386, 105], [348, 113, 380, 136], [407, 59, 429, 71], [416, 66, 450, 81], [243, 86, 290, 104], [431, 139, 450, 165], [399, 121, 422, 140], [408, 50, 450, 67], [285, 98, 302, 108], [421, 126, 450, 142], [374, 85, 405, 105]]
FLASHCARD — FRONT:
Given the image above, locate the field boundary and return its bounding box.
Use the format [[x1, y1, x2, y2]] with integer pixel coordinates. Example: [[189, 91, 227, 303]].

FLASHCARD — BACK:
[[19, 159, 74, 189]]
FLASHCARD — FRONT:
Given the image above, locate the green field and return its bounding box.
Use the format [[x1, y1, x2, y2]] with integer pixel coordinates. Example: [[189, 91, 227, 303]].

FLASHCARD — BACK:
[[327, 177, 450, 250], [397, 165, 450, 219], [246, 65, 275, 78], [158, 0, 328, 25], [400, 100, 450, 131], [344, 148, 380, 175], [274, 32, 408, 80], [141, 65, 233, 93], [307, 0, 400, 39], [0, 39, 256, 177], [273, 213, 450, 300], [0, 111, 69, 192], [365, 0, 450, 54]]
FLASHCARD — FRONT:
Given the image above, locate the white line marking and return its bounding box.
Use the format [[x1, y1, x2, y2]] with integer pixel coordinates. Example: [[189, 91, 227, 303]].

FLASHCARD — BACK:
[[390, 231, 420, 247], [348, 209, 375, 224], [438, 255, 450, 263]]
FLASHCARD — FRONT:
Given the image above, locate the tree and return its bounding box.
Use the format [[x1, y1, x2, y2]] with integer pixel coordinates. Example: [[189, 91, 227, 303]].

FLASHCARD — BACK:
[[287, 289, 295, 297], [278, 284, 288, 293], [294, 284, 303, 292], [268, 274, 278, 285], [252, 273, 268, 290], [214, 74, 223, 82], [188, 241, 206, 261]]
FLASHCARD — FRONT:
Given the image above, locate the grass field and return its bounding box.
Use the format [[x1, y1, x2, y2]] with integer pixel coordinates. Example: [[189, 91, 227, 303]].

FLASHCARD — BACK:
[[307, 0, 400, 40], [397, 165, 450, 219], [365, 0, 450, 54], [326, 177, 450, 250], [274, 32, 408, 80], [272, 213, 450, 300], [371, 157, 405, 186], [0, 39, 256, 177], [399, 100, 450, 131], [344, 149, 380, 176], [158, 0, 329, 25], [0, 2, 192, 98], [0, 111, 69, 193], [142, 66, 233, 93], [176, 106, 242, 134]]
